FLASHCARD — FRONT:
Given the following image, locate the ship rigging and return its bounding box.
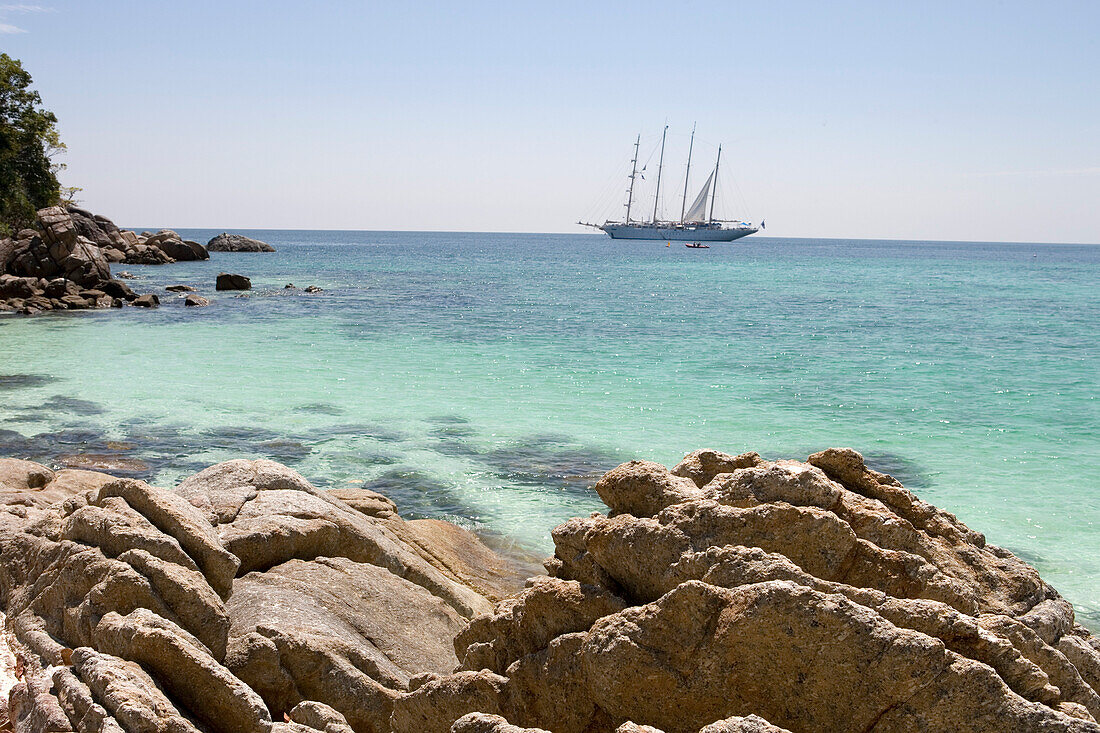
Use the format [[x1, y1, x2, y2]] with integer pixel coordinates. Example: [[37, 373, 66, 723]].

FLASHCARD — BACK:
[[579, 125, 759, 242]]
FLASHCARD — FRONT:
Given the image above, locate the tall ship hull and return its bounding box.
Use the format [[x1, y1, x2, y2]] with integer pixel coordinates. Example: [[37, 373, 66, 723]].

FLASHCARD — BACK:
[[582, 125, 763, 243], [600, 223, 758, 241]]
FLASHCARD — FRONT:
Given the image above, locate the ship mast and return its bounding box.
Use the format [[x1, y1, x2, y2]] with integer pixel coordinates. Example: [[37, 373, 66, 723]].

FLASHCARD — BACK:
[[624, 134, 640, 223], [679, 122, 696, 224], [651, 124, 668, 224], [708, 145, 722, 224]]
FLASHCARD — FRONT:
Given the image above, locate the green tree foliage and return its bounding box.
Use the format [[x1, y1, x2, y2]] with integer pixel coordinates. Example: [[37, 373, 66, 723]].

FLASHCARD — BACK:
[[0, 53, 63, 236]]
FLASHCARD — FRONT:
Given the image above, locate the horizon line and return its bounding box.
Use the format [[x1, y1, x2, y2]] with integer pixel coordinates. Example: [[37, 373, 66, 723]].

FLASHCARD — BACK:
[[119, 226, 1100, 248]]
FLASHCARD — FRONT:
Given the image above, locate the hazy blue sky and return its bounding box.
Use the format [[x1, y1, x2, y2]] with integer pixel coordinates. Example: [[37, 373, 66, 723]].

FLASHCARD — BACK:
[[2, 1, 1098, 242]]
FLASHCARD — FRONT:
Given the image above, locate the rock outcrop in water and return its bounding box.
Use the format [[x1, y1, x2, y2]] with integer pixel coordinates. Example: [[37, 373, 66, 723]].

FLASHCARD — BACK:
[[207, 232, 275, 252], [0, 450, 1097, 732], [65, 207, 209, 265], [0, 207, 206, 314], [216, 272, 252, 290]]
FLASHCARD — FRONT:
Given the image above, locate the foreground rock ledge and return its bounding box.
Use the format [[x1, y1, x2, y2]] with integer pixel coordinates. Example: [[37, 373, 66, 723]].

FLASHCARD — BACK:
[[0, 450, 1098, 732]]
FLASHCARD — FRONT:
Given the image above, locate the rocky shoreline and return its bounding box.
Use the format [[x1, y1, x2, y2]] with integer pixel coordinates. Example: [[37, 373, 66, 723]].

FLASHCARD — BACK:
[[0, 448, 1096, 732], [0, 206, 274, 314]]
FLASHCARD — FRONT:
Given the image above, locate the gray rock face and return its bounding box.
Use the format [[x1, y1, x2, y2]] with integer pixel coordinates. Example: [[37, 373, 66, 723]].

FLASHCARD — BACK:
[[1, 208, 195, 315], [8, 206, 111, 288], [67, 209, 209, 265], [216, 272, 251, 290], [207, 233, 275, 252]]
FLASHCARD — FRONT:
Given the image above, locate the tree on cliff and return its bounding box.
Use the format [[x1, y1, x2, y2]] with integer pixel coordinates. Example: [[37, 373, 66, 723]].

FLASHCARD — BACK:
[[0, 53, 63, 236]]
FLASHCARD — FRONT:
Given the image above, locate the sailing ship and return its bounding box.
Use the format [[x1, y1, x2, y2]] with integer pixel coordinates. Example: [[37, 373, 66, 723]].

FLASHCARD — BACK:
[[580, 125, 759, 242]]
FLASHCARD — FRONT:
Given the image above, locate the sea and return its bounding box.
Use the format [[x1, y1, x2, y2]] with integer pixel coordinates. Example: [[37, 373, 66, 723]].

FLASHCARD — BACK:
[[1, 231, 1097, 624]]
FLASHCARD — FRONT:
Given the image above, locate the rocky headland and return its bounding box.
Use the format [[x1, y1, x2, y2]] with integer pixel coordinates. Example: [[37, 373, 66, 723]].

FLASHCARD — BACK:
[[0, 206, 207, 314], [0, 206, 276, 315], [0, 449, 1097, 732]]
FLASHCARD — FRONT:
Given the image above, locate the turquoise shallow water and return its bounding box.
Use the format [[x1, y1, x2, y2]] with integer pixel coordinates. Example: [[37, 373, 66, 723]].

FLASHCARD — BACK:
[[1, 231, 1098, 623]]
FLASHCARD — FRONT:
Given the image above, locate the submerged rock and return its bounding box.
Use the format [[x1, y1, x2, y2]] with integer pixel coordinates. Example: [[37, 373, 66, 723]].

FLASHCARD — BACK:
[[207, 233, 275, 252]]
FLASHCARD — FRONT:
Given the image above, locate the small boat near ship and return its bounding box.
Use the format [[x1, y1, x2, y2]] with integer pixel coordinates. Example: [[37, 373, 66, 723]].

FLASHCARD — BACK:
[[580, 125, 760, 242], [685, 242, 709, 249]]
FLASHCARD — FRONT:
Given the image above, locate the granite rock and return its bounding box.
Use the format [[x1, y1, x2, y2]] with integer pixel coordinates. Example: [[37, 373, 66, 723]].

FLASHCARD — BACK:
[[430, 449, 1100, 733], [208, 232, 275, 252], [216, 272, 252, 290], [1, 450, 1096, 733], [0, 458, 528, 732], [1, 207, 192, 314]]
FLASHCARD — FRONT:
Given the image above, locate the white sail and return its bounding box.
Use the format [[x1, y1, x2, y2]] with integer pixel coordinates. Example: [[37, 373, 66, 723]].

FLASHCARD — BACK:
[[684, 171, 713, 222]]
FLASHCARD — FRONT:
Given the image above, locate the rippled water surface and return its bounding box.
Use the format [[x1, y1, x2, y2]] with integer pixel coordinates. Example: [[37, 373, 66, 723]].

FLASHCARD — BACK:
[[2, 231, 1097, 621]]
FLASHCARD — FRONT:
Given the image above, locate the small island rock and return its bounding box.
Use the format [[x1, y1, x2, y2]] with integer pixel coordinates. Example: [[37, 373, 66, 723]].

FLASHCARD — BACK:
[[216, 273, 251, 291], [131, 293, 159, 308], [207, 233, 275, 252]]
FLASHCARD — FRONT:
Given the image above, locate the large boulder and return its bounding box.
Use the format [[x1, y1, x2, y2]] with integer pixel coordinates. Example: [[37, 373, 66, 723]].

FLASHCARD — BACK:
[[7, 207, 112, 288], [207, 232, 275, 252], [0, 457, 530, 732], [145, 230, 209, 261], [100, 278, 138, 302], [0, 459, 115, 518], [226, 556, 467, 731], [67, 206, 128, 252], [67, 208, 211, 265], [405, 449, 1100, 733], [216, 272, 251, 290]]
